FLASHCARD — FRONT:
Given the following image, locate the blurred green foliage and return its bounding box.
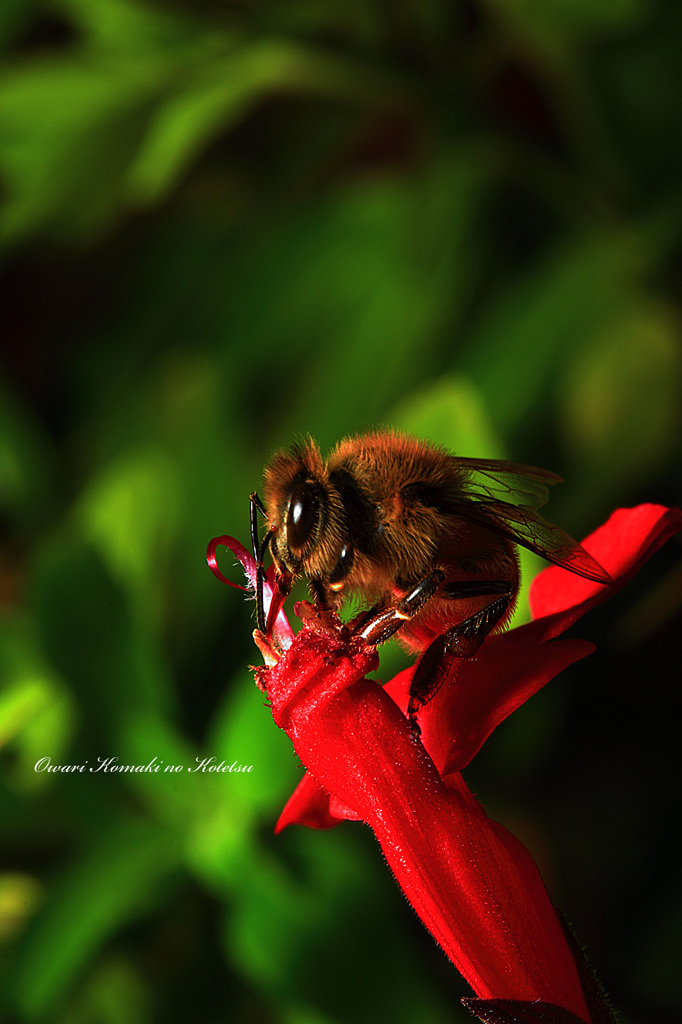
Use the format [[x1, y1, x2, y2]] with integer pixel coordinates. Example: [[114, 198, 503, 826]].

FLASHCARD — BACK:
[[0, 1, 681, 1022]]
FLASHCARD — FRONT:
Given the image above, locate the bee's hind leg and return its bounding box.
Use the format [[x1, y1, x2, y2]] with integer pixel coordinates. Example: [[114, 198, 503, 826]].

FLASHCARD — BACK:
[[406, 583, 513, 734], [350, 573, 513, 738]]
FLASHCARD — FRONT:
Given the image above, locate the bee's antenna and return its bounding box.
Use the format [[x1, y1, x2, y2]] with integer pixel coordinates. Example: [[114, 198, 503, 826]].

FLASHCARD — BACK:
[[250, 492, 269, 633]]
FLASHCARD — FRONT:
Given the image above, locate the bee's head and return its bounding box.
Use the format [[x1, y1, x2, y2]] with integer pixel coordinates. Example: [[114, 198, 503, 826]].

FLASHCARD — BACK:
[[263, 440, 327, 573]]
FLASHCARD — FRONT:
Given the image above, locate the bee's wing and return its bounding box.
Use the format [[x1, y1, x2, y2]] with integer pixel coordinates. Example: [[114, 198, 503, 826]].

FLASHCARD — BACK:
[[453, 457, 562, 510], [448, 458, 612, 584]]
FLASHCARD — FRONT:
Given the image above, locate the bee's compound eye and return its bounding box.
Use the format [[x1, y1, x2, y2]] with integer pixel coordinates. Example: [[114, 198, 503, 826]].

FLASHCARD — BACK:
[[286, 479, 320, 551]]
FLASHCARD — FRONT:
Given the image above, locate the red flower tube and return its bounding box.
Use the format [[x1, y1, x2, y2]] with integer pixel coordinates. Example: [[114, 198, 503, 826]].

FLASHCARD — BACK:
[[265, 618, 592, 1019], [208, 505, 682, 1024]]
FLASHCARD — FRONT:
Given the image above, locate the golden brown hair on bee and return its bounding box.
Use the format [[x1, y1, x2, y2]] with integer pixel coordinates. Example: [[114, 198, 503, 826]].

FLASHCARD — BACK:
[[260, 429, 610, 624], [254, 430, 611, 725]]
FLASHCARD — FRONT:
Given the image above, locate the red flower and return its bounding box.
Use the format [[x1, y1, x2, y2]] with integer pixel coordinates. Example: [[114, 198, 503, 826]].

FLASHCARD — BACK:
[[208, 505, 682, 1024]]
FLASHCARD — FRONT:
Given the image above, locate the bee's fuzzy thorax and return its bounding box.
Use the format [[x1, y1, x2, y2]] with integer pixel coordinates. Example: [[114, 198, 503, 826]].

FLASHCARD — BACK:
[[260, 430, 606, 643]]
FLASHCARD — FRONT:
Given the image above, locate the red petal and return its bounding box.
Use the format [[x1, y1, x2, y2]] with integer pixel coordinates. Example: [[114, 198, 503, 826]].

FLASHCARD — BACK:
[[386, 635, 595, 777], [206, 535, 253, 590], [263, 624, 589, 1020], [529, 505, 682, 636], [386, 505, 681, 775], [206, 534, 295, 648], [275, 772, 360, 832]]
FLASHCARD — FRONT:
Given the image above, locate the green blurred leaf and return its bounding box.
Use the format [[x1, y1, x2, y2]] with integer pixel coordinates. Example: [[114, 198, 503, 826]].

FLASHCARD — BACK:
[[0, 674, 78, 795], [390, 376, 505, 458], [0, 57, 165, 242], [31, 538, 175, 738], [225, 827, 457, 1024], [14, 816, 180, 1017], [0, 376, 55, 527], [0, 873, 42, 944], [460, 230, 650, 440], [224, 852, 322, 994], [0, 0, 35, 49], [227, 156, 486, 446], [114, 710, 203, 827], [0, 677, 52, 748], [126, 39, 395, 206], [0, 0, 225, 242], [207, 671, 299, 819], [558, 298, 682, 495], [258, 0, 382, 47], [59, 0, 196, 53], [53, 954, 151, 1024], [76, 447, 181, 626], [486, 0, 646, 57], [186, 674, 301, 891], [0, 618, 76, 788], [0, 2, 394, 242], [280, 1004, 338, 1024]]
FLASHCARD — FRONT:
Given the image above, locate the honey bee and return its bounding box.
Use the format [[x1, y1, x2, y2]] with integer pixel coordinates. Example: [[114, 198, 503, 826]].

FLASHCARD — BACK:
[[250, 432, 610, 727]]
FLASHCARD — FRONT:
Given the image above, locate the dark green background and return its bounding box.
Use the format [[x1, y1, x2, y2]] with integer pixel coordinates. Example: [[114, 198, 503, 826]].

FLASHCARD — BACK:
[[0, 1, 681, 1022]]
